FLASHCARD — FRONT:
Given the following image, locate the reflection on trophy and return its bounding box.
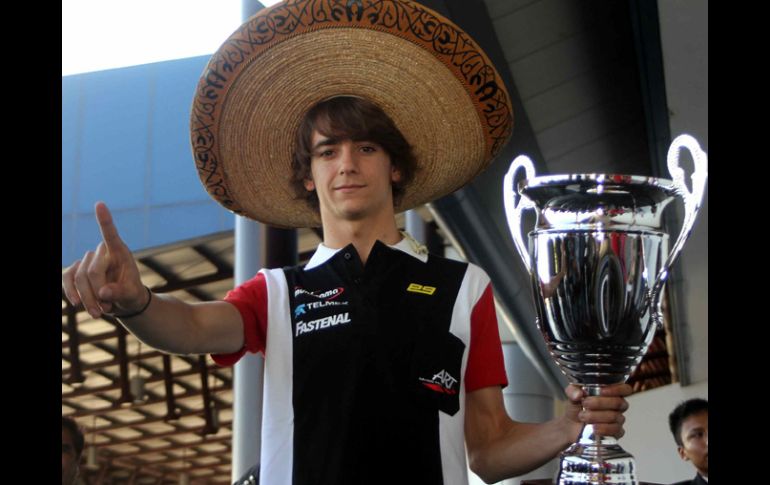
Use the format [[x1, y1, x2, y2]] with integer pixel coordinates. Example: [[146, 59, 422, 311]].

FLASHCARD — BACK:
[[503, 134, 707, 485]]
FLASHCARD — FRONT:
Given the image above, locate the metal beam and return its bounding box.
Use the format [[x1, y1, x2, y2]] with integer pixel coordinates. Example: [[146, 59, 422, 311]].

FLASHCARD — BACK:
[[192, 244, 233, 274], [62, 350, 164, 374], [199, 355, 218, 436], [105, 435, 231, 461], [115, 326, 132, 406], [163, 354, 181, 422], [68, 387, 232, 420], [63, 347, 231, 399], [65, 361, 230, 399], [88, 407, 210, 434], [65, 300, 86, 385], [103, 421, 233, 447], [61, 330, 118, 349]]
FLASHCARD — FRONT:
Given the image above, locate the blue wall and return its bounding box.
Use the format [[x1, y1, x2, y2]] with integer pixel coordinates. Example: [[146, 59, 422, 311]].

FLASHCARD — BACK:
[[62, 56, 235, 264]]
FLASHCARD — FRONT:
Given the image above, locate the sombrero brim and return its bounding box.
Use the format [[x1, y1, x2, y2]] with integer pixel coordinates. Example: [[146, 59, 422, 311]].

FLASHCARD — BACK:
[[190, 0, 513, 228]]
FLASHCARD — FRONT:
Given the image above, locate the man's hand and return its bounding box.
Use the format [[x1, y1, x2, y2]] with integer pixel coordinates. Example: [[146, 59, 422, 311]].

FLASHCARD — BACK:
[[564, 383, 632, 440], [62, 202, 147, 318]]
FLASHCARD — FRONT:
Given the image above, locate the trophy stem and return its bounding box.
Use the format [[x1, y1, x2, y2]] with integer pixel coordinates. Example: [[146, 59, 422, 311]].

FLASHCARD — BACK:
[[555, 389, 638, 485]]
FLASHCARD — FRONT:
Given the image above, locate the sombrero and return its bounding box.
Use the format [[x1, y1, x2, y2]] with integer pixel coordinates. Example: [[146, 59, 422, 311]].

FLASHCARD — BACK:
[[190, 0, 513, 228]]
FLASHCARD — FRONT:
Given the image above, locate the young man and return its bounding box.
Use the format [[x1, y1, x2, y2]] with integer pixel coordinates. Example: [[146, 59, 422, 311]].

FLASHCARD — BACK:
[[668, 399, 708, 485], [63, 2, 630, 484], [62, 416, 84, 485], [63, 96, 629, 484]]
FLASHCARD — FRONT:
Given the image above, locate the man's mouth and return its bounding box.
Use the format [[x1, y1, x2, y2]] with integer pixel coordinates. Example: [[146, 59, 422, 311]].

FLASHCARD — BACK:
[[335, 184, 365, 192]]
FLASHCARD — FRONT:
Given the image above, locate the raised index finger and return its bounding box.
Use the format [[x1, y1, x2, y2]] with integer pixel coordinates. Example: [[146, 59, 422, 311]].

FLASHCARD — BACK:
[[95, 201, 125, 251]]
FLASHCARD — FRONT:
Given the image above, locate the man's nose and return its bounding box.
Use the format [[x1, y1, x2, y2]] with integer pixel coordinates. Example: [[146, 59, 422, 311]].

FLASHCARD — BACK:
[[338, 145, 358, 173]]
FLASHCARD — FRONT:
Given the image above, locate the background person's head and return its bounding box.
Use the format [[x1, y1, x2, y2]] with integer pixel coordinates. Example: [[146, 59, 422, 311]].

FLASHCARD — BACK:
[[62, 416, 85, 485], [668, 398, 708, 478], [291, 96, 417, 212]]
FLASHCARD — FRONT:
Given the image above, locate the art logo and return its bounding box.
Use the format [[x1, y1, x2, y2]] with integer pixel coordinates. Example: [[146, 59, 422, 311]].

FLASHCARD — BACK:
[[419, 369, 458, 395]]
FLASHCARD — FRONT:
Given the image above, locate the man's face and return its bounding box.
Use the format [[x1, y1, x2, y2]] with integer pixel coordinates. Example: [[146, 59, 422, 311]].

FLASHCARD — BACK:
[[678, 410, 708, 477], [62, 427, 80, 485], [304, 130, 401, 223]]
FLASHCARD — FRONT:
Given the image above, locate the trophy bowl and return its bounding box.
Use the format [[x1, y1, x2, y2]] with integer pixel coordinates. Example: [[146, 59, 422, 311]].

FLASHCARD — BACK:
[[502, 135, 707, 485]]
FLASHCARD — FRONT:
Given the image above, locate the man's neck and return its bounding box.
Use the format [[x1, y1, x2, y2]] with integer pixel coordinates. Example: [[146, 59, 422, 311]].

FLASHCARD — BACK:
[[321, 216, 402, 265]]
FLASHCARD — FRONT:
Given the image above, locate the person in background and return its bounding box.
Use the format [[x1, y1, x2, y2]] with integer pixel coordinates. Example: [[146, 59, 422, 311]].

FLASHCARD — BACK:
[[668, 398, 708, 485], [62, 416, 84, 485]]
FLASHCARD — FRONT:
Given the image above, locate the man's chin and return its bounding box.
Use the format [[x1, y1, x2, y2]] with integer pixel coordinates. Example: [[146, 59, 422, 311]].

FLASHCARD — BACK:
[[337, 206, 373, 221]]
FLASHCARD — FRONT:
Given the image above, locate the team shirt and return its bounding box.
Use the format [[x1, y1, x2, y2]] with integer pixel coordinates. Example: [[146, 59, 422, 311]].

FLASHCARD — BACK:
[[213, 237, 508, 485]]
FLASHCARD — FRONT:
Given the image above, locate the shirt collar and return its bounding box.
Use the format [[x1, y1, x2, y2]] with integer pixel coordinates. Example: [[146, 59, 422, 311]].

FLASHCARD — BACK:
[[305, 231, 428, 269]]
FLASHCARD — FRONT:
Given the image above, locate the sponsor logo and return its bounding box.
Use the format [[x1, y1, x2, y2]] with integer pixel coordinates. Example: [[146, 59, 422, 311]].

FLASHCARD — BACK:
[[295, 312, 352, 336], [294, 304, 306, 318], [294, 300, 348, 318], [294, 286, 345, 300], [407, 283, 436, 295], [419, 369, 458, 395]]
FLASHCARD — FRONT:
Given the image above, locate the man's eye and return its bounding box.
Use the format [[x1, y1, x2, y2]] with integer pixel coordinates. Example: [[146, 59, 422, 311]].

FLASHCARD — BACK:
[[360, 146, 376, 153], [319, 150, 334, 157]]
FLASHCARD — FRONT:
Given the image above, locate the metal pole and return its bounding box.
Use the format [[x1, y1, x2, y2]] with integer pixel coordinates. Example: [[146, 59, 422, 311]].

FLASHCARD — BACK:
[[405, 209, 426, 244], [231, 215, 264, 482]]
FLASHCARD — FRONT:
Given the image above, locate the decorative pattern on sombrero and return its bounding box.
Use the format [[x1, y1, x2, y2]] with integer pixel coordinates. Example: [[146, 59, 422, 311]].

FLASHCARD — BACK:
[[191, 0, 513, 217]]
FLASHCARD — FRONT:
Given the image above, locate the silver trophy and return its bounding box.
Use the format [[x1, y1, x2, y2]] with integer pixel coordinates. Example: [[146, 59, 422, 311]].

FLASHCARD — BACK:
[[502, 134, 707, 484]]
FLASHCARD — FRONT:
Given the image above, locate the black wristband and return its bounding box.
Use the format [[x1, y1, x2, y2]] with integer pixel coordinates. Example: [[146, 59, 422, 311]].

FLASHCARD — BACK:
[[114, 286, 153, 319]]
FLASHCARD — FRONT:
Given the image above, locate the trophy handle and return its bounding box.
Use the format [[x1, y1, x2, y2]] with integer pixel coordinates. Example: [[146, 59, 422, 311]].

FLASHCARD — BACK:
[[503, 155, 538, 273], [652, 134, 708, 325]]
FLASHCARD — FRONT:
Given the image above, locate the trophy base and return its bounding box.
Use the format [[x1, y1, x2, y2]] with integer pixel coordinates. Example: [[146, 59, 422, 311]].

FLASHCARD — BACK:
[[555, 426, 638, 485]]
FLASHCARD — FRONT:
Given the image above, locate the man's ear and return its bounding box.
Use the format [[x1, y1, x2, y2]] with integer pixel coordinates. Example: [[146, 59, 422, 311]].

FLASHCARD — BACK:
[[677, 445, 689, 462], [391, 166, 402, 183], [303, 178, 315, 191]]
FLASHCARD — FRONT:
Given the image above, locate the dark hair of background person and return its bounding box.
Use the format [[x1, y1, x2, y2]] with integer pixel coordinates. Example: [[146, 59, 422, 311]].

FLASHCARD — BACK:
[[62, 415, 85, 458], [668, 398, 708, 446]]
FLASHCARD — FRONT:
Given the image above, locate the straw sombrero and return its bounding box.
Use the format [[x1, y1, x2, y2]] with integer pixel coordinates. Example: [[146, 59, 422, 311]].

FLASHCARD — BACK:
[[190, 0, 513, 228]]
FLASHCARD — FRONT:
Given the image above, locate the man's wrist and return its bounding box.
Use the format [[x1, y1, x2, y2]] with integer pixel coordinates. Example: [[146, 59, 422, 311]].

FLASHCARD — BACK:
[[114, 286, 153, 319]]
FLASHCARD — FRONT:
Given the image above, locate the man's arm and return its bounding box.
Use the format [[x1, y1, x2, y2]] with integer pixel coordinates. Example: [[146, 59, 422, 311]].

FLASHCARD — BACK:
[[465, 384, 630, 483], [109, 293, 244, 356], [62, 202, 245, 356]]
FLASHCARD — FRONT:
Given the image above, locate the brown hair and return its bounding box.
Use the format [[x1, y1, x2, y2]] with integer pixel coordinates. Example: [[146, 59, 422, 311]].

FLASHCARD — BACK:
[[62, 416, 85, 458], [291, 96, 417, 210]]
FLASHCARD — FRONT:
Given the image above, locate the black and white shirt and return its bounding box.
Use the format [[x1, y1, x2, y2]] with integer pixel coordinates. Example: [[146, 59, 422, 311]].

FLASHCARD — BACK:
[[214, 238, 508, 485]]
